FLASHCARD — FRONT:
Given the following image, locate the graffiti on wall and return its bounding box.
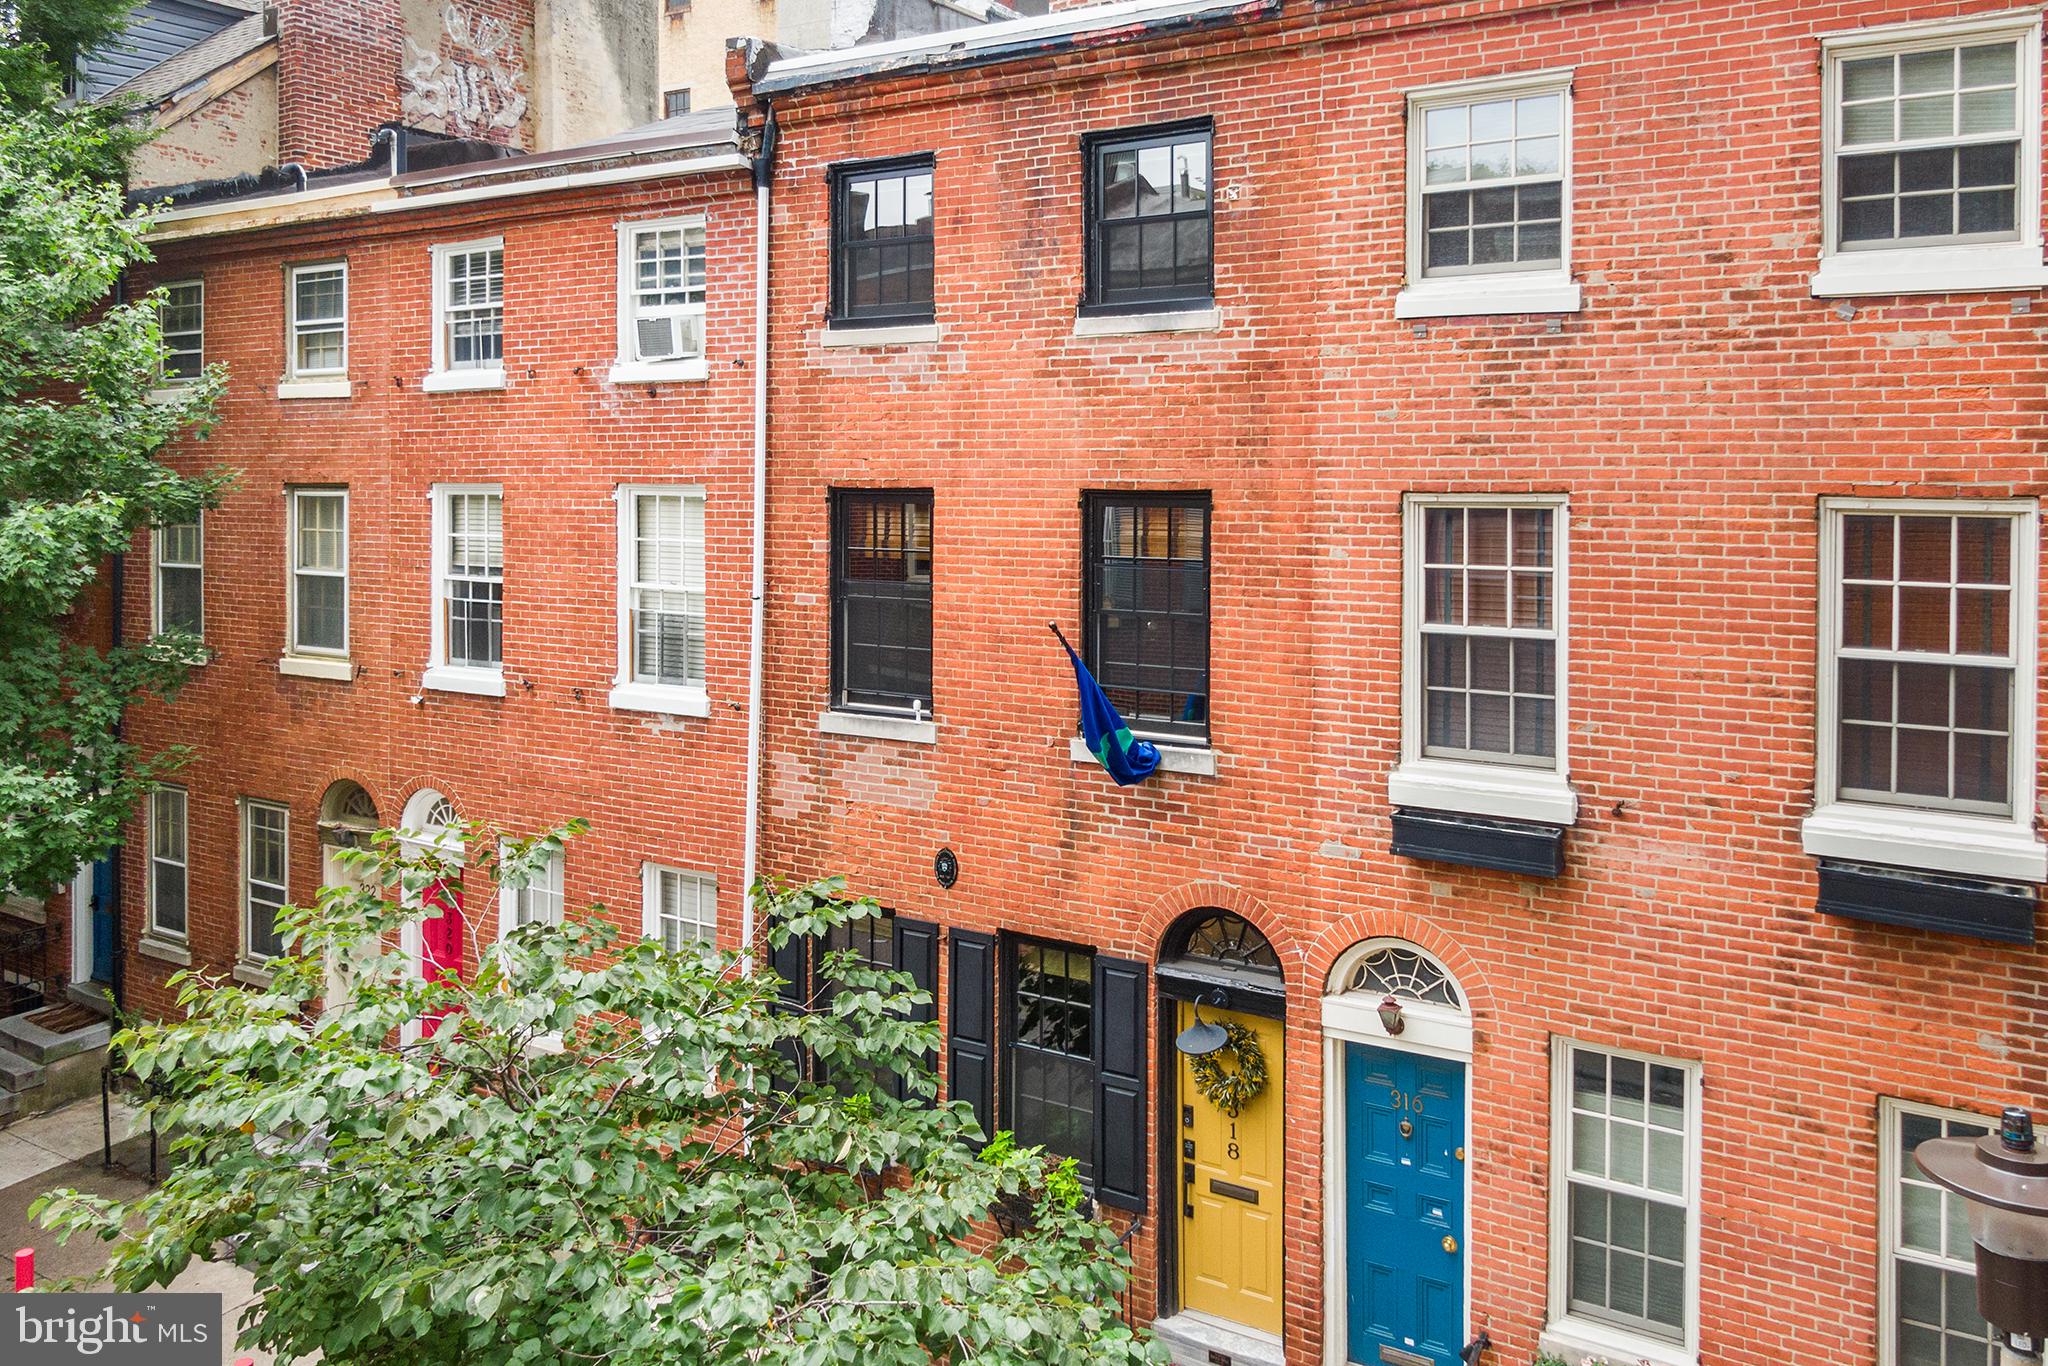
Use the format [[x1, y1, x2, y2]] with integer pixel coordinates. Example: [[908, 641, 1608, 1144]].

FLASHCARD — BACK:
[[400, 3, 528, 140]]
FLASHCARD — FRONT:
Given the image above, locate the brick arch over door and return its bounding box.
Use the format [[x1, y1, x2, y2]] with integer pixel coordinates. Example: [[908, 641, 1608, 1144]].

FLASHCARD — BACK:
[[1134, 879, 1310, 1008]]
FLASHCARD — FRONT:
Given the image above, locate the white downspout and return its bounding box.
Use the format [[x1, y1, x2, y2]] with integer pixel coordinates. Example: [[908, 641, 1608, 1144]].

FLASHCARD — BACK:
[[740, 116, 772, 968]]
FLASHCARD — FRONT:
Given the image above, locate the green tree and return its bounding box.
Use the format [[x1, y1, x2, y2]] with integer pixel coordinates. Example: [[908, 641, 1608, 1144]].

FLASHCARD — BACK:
[[0, 0, 227, 898], [38, 825, 1167, 1366]]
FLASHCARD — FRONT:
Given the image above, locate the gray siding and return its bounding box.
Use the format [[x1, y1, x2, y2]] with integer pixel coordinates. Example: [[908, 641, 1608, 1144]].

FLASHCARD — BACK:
[[79, 0, 239, 100]]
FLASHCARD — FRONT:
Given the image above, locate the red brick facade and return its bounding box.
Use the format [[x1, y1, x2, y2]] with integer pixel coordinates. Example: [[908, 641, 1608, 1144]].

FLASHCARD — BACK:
[[90, 0, 2048, 1363]]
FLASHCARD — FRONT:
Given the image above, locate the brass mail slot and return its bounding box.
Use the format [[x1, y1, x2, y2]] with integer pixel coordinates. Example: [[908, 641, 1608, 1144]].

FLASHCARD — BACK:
[[1378, 1348, 1433, 1366], [1208, 1178, 1259, 1205]]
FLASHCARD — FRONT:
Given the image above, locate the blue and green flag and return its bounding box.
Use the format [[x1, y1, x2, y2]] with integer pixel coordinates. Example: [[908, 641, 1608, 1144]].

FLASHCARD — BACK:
[[1055, 628, 1159, 786]]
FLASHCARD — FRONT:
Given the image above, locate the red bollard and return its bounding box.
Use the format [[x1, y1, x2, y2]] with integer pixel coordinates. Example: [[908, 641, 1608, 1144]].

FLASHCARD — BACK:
[[13, 1247, 32, 1292]]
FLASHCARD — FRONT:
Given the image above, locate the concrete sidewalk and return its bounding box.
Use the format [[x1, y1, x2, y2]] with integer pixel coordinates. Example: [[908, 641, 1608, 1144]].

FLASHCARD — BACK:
[[0, 1096, 278, 1364]]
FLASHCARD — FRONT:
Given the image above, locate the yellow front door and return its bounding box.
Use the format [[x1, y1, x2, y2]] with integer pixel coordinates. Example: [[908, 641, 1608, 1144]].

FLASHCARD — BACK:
[[1177, 1003, 1284, 1335]]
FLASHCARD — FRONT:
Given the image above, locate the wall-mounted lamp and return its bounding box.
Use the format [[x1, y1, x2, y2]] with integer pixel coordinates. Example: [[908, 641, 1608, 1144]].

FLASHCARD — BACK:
[[1174, 990, 1228, 1057], [1377, 995, 1406, 1036]]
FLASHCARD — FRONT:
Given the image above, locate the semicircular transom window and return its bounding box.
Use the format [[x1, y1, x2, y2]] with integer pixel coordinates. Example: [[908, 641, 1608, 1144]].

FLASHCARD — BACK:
[[321, 781, 379, 829], [423, 797, 458, 830], [1343, 945, 1462, 1009], [1175, 911, 1281, 974]]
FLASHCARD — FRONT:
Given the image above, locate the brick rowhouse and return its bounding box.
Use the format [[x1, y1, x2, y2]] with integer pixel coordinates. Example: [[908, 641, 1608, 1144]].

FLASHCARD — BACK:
[[54, 0, 2048, 1363]]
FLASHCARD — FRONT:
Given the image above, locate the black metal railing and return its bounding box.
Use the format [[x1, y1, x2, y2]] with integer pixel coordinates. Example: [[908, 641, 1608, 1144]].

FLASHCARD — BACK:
[[0, 916, 58, 1018]]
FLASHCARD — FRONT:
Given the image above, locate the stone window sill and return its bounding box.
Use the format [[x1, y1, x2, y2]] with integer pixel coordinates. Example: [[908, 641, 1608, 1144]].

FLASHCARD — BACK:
[[279, 654, 353, 681], [609, 681, 710, 717], [232, 958, 275, 988], [1801, 802, 2047, 883], [1387, 759, 1578, 826], [1810, 242, 2048, 297], [1541, 1319, 1695, 1366], [420, 368, 505, 394], [1067, 735, 1216, 776], [607, 358, 707, 384], [818, 710, 936, 744], [1072, 306, 1221, 338], [820, 321, 940, 347], [137, 933, 191, 967], [1394, 274, 1582, 319], [277, 377, 352, 400], [422, 665, 507, 698]]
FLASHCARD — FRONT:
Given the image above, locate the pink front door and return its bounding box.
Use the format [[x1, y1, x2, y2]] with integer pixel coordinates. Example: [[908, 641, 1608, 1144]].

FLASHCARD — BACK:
[[419, 880, 464, 1038]]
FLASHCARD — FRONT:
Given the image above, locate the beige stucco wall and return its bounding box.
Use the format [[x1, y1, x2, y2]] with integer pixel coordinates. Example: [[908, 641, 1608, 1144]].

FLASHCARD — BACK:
[[659, 0, 782, 110], [536, 0, 658, 142], [131, 68, 279, 189]]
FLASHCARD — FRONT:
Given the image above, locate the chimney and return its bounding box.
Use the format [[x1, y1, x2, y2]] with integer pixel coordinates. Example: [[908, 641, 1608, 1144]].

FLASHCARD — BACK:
[[273, 0, 405, 169]]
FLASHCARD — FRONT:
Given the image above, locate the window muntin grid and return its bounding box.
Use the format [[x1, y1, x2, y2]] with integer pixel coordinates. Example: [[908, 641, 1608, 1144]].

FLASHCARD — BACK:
[[1086, 126, 1212, 311], [823, 909, 900, 1096], [1341, 945, 1462, 1008], [629, 492, 705, 687], [1886, 1102, 1997, 1366], [290, 490, 348, 656], [1563, 1045, 1693, 1344], [1837, 40, 2023, 249], [154, 520, 203, 635], [1834, 512, 2018, 815], [833, 491, 933, 713], [1086, 493, 1209, 740], [288, 264, 347, 377], [1007, 939, 1096, 1183], [628, 225, 706, 363], [649, 867, 716, 950], [510, 851, 563, 928], [1420, 504, 1558, 765], [833, 161, 935, 323], [149, 787, 187, 938], [663, 88, 691, 117], [243, 800, 289, 960], [1419, 91, 1565, 276], [160, 281, 203, 381], [438, 246, 504, 371], [441, 492, 503, 670]]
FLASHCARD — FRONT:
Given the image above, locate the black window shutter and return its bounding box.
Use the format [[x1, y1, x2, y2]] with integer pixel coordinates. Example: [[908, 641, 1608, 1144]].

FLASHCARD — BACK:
[[947, 928, 996, 1139], [1091, 954, 1149, 1213], [769, 932, 814, 1085], [893, 915, 940, 1103]]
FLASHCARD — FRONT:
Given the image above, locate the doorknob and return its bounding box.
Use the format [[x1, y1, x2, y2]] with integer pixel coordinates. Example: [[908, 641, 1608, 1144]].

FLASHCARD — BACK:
[[1442, 1235, 1458, 1254]]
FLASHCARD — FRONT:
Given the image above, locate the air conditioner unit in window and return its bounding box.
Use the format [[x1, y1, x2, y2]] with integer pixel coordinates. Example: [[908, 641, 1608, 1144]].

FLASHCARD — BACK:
[[635, 309, 702, 363]]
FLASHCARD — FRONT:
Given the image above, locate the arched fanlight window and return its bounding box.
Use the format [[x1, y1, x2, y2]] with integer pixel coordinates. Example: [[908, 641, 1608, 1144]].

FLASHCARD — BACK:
[[1338, 944, 1462, 1010], [1169, 910, 1280, 975], [424, 797, 457, 829], [319, 781, 378, 831], [400, 789, 460, 853]]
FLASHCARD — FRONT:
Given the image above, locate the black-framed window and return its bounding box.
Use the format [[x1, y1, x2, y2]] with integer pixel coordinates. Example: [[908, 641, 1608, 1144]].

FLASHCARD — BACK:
[[832, 490, 933, 714], [824, 909, 898, 1096], [1083, 121, 1213, 314], [1004, 939, 1096, 1183], [1084, 492, 1210, 741], [831, 157, 935, 324]]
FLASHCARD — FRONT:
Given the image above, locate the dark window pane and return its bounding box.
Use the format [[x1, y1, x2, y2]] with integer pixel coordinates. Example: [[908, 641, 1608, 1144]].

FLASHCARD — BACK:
[[834, 162, 936, 322], [1085, 494, 1209, 738], [834, 491, 933, 711], [1089, 127, 1213, 308], [1008, 940, 1096, 1181]]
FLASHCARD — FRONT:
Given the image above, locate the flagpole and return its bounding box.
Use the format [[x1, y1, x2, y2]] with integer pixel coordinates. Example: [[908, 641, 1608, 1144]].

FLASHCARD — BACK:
[[1047, 620, 1075, 652]]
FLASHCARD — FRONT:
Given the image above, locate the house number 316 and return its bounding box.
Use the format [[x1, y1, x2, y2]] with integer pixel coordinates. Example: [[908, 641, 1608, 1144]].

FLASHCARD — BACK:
[[1387, 1088, 1426, 1114]]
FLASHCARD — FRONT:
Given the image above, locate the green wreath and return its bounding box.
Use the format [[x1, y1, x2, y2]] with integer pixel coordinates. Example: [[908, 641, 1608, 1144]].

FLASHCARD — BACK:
[[1189, 1021, 1268, 1118]]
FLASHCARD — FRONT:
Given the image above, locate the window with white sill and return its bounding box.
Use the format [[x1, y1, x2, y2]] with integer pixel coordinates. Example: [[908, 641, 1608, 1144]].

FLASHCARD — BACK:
[[289, 488, 348, 657], [1879, 1098, 1999, 1366], [643, 865, 716, 950], [153, 518, 203, 636], [1398, 72, 1578, 317], [613, 487, 706, 711], [1816, 14, 2047, 293], [501, 845, 564, 935], [149, 786, 188, 939], [287, 262, 347, 380], [431, 240, 504, 377], [616, 219, 705, 378], [428, 486, 505, 689], [159, 280, 204, 382], [1550, 1041, 1700, 1355], [242, 798, 289, 961]]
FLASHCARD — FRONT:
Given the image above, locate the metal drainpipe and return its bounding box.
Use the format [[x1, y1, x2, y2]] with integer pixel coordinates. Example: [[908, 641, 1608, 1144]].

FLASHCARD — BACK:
[[106, 280, 127, 1014], [740, 102, 778, 966]]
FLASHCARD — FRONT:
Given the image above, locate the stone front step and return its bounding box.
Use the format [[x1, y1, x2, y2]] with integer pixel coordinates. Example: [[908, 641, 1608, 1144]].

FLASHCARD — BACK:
[[0, 1001, 114, 1124], [0, 1046, 44, 1093], [1151, 1311, 1286, 1366]]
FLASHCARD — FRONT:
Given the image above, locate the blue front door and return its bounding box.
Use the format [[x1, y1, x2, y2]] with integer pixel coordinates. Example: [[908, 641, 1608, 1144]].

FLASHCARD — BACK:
[[1345, 1041, 1466, 1366], [90, 858, 115, 983]]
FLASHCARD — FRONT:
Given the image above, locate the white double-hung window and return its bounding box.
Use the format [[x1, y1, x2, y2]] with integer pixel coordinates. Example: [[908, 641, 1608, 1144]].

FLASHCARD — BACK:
[[159, 280, 204, 383], [283, 488, 349, 678], [1396, 70, 1580, 319], [1815, 11, 2048, 296], [1804, 499, 2043, 881], [1545, 1040, 1701, 1366], [241, 798, 290, 962], [153, 518, 204, 637], [425, 485, 507, 697], [282, 262, 349, 396], [425, 238, 506, 391], [1878, 1099, 1999, 1366], [612, 218, 708, 383], [642, 865, 717, 950], [148, 786, 188, 940], [611, 486, 708, 715], [499, 844, 564, 937], [1389, 494, 1576, 825]]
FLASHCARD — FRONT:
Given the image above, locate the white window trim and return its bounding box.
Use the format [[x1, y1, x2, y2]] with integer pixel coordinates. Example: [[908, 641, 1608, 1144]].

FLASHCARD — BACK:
[[610, 215, 709, 384], [1389, 492, 1577, 825], [285, 260, 349, 381], [1813, 10, 2048, 297], [159, 277, 204, 385], [609, 484, 711, 716], [240, 797, 290, 966], [640, 862, 718, 947], [426, 237, 506, 386], [497, 842, 564, 940], [1543, 1037, 1703, 1366], [424, 483, 507, 698], [152, 514, 204, 638], [1396, 68, 1583, 320], [285, 486, 350, 663], [1804, 496, 2044, 881], [1878, 1096, 1998, 1366], [147, 786, 188, 941]]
